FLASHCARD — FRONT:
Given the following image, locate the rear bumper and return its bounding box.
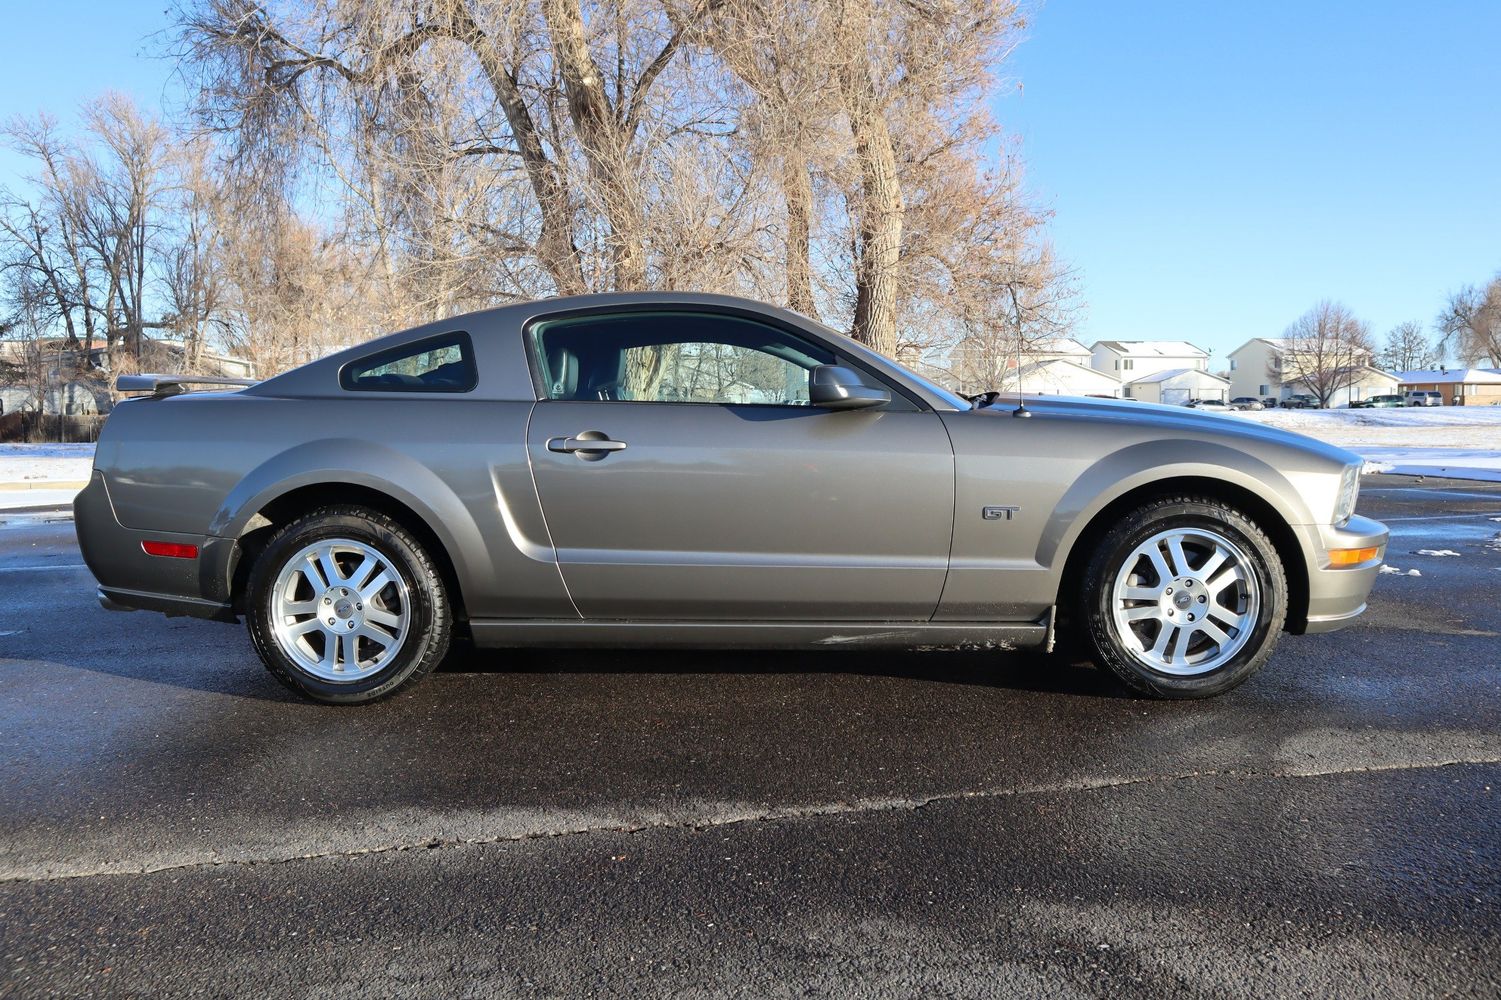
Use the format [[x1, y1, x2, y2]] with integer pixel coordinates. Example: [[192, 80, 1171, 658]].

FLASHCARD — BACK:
[[74, 472, 238, 623], [1294, 514, 1388, 634]]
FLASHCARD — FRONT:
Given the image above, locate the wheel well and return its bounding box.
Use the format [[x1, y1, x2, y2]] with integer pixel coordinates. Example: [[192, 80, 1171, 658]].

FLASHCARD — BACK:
[[229, 483, 468, 626], [1056, 476, 1309, 634]]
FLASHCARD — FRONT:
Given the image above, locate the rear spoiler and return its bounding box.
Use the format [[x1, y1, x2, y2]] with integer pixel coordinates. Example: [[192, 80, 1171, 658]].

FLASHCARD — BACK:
[[116, 374, 259, 398]]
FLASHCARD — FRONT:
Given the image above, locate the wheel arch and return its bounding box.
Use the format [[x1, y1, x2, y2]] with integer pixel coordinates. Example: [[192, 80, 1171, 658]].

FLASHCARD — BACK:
[[1052, 473, 1311, 636], [213, 441, 487, 623]]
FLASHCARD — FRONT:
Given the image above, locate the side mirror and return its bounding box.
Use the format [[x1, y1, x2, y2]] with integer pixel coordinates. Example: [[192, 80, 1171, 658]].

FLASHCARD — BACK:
[[808, 365, 891, 410]]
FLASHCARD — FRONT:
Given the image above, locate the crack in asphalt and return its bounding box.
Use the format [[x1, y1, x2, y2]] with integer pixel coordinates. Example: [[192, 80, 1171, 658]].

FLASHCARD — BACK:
[[6, 755, 1497, 885]]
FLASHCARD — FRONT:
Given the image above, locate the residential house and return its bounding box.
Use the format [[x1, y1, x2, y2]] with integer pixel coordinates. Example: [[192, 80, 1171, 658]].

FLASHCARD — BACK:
[[1227, 338, 1399, 407], [1028, 337, 1094, 365], [1126, 368, 1230, 405], [997, 358, 1123, 398], [1090, 340, 1210, 381], [1396, 369, 1501, 406]]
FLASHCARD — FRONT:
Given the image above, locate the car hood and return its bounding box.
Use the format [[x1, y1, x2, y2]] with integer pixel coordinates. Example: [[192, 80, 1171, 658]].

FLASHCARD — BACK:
[[969, 394, 1360, 468]]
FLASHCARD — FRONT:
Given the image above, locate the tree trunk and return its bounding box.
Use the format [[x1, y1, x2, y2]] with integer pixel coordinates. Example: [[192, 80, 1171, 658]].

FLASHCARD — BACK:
[[449, 0, 587, 296], [837, 11, 903, 358], [783, 155, 817, 319], [539, 0, 647, 290]]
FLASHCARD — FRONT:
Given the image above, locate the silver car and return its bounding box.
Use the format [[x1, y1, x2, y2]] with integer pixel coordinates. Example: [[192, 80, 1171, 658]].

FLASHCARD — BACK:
[[75, 293, 1387, 704]]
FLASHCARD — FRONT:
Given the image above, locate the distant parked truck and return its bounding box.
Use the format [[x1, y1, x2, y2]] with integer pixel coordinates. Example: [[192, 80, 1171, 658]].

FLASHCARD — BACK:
[[1404, 391, 1442, 407]]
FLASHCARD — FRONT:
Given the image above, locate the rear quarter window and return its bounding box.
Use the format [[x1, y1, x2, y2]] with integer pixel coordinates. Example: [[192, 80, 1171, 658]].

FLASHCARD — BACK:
[[340, 332, 477, 392]]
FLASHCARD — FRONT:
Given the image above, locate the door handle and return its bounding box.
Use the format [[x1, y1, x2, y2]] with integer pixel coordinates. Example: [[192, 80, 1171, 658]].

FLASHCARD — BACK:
[[547, 434, 628, 455]]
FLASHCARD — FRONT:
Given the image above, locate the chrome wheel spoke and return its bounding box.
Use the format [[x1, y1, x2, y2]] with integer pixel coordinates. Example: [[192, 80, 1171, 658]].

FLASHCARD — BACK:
[[283, 600, 318, 617], [359, 571, 392, 601], [286, 618, 322, 639], [1204, 566, 1239, 594], [1145, 547, 1172, 586], [366, 606, 400, 629], [1197, 547, 1228, 582], [347, 555, 378, 591], [1196, 618, 1233, 647], [1123, 605, 1161, 622], [1166, 537, 1191, 577], [1207, 602, 1240, 626], [1151, 623, 1178, 660], [318, 547, 343, 586], [303, 553, 328, 589], [1123, 586, 1159, 602], [357, 624, 394, 649]]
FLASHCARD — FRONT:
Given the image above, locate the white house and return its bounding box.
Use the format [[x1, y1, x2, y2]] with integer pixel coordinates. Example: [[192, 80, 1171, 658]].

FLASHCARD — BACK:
[[1090, 340, 1210, 381], [1125, 368, 1230, 405], [1227, 338, 1398, 406], [1029, 337, 1093, 365], [998, 358, 1123, 398]]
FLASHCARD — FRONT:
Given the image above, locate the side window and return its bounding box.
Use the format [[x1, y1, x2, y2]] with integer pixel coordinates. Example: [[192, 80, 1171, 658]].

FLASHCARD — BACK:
[[341, 333, 477, 392], [530, 311, 838, 406]]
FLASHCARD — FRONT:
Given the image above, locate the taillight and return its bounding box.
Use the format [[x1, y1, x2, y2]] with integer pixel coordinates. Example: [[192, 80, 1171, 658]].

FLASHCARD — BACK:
[[141, 540, 198, 559]]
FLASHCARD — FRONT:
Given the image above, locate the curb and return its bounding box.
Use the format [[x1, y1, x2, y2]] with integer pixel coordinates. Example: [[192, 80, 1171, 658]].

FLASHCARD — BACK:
[[0, 480, 89, 492]]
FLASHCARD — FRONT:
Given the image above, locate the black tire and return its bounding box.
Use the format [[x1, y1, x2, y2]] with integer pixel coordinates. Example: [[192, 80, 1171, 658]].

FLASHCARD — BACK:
[[246, 505, 451, 704], [1077, 496, 1287, 699]]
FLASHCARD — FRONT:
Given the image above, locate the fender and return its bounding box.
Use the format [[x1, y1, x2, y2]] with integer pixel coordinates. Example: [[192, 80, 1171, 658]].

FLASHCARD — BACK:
[[209, 438, 497, 609], [1040, 440, 1315, 575]]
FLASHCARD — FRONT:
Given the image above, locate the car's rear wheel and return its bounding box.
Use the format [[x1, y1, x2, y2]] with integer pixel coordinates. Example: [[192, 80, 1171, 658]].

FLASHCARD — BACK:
[[247, 506, 451, 704], [1079, 496, 1287, 698]]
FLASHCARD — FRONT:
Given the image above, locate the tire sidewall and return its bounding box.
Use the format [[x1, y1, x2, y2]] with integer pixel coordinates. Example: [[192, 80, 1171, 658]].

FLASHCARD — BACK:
[[1086, 500, 1287, 698], [248, 511, 444, 704]]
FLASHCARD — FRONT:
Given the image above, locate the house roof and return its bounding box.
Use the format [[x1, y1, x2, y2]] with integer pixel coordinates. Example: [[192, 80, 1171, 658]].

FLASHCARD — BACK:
[[1033, 337, 1091, 357], [1128, 367, 1231, 386], [1396, 368, 1501, 385], [1090, 340, 1208, 358], [998, 358, 1122, 388], [1229, 337, 1373, 357]]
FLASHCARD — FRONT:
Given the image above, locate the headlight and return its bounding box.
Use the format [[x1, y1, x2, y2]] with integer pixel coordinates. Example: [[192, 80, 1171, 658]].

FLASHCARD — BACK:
[[1333, 463, 1361, 526]]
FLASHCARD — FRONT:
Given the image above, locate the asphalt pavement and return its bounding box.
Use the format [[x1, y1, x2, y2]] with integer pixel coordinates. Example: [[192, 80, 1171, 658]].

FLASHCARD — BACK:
[[2, 477, 1498, 998]]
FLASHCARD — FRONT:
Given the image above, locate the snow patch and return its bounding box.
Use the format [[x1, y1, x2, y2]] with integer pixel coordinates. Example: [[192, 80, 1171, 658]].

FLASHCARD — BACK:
[[1379, 565, 1423, 577], [1415, 549, 1461, 557]]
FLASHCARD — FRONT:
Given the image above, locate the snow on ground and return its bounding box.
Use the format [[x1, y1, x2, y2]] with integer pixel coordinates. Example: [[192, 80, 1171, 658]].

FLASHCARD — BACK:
[[0, 444, 94, 511], [1359, 448, 1501, 482], [1225, 408, 1501, 481], [1230, 406, 1501, 448], [0, 443, 95, 480]]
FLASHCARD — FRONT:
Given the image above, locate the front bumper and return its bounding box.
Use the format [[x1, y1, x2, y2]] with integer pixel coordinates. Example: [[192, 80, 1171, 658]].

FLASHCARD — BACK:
[[1294, 513, 1388, 634], [74, 473, 238, 623]]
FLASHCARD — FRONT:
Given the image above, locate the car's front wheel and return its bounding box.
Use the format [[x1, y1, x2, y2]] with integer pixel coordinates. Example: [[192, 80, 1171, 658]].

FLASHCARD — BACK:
[[1079, 496, 1287, 698], [246, 506, 452, 704]]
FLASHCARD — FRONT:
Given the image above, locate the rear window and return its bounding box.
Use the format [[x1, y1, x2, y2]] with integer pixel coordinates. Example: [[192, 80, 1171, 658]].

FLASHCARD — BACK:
[[341, 332, 477, 392]]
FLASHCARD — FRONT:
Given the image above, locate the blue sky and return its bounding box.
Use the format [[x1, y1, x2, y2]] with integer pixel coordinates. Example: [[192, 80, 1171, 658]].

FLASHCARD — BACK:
[[997, 1, 1501, 363], [2, 2, 1497, 366]]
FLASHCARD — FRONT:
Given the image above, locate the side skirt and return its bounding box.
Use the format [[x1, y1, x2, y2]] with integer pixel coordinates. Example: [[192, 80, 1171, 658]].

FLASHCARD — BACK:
[[468, 619, 1050, 652]]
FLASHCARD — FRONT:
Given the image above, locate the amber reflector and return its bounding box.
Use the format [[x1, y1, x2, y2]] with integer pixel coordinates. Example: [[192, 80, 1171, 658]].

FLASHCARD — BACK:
[[1328, 546, 1379, 567]]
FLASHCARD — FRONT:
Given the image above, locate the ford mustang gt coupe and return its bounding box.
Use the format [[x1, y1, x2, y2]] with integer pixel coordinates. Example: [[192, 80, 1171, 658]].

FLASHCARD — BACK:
[[75, 292, 1387, 704]]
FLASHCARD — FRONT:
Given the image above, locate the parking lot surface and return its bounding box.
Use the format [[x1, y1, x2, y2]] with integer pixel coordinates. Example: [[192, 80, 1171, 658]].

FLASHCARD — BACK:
[[2, 477, 1499, 998]]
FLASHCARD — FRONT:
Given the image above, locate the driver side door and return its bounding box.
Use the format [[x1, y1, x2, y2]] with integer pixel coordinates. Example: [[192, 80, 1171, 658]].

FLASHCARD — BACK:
[[524, 308, 956, 621]]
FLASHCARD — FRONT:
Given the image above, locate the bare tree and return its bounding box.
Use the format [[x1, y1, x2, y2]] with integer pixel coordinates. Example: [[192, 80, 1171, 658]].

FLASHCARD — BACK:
[[1377, 320, 1438, 373], [1438, 275, 1501, 367], [1276, 301, 1374, 408]]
